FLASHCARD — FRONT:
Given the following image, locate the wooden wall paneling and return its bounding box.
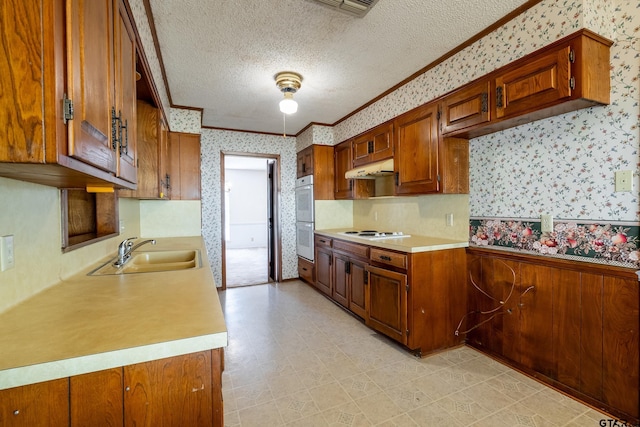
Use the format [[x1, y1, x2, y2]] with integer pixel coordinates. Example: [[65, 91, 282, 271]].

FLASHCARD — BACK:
[[70, 368, 124, 426], [551, 269, 581, 389], [519, 263, 554, 377], [580, 273, 603, 400], [602, 276, 639, 420]]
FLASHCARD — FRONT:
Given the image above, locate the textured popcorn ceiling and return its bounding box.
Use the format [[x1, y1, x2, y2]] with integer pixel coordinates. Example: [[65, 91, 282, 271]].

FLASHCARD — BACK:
[[149, 0, 531, 134]]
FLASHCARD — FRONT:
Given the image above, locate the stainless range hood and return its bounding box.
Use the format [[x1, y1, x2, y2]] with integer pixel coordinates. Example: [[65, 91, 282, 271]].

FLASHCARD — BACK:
[[345, 158, 394, 180]]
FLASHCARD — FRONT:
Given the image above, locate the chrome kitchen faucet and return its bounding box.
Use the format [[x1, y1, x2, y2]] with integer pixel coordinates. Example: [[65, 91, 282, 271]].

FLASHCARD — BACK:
[[114, 237, 156, 267]]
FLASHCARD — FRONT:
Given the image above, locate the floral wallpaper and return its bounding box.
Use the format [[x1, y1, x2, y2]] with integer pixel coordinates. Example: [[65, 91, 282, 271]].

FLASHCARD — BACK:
[[170, 108, 202, 134], [296, 124, 334, 152], [200, 129, 298, 286], [470, 218, 640, 267], [468, 0, 640, 264]]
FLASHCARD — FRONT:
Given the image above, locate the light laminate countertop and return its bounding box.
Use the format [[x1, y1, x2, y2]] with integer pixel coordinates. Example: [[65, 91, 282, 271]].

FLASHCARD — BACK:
[[0, 236, 227, 390], [315, 229, 469, 253]]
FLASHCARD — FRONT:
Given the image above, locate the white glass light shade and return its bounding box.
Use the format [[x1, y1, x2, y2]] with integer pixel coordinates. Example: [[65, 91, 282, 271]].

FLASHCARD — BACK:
[[279, 92, 298, 114]]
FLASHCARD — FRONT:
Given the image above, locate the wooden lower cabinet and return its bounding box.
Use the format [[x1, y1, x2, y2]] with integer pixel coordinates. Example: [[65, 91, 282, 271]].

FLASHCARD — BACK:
[[297, 257, 314, 284], [124, 352, 213, 426], [0, 378, 69, 427], [70, 368, 123, 426], [314, 236, 333, 296], [366, 265, 407, 344], [1, 349, 224, 427], [311, 235, 467, 357], [466, 248, 639, 423]]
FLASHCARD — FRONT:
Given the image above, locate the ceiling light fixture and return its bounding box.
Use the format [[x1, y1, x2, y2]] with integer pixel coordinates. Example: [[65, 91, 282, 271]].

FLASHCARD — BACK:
[[275, 72, 302, 115]]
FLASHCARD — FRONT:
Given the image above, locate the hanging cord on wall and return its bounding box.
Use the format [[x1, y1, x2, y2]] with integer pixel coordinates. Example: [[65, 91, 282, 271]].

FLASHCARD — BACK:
[[455, 259, 535, 336]]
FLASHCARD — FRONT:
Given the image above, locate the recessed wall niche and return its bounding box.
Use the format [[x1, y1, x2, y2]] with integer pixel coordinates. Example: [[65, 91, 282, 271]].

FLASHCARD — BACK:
[[61, 189, 119, 251]]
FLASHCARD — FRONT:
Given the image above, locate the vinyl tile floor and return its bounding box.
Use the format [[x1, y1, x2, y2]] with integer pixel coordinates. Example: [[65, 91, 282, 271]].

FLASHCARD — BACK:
[[218, 281, 608, 426]]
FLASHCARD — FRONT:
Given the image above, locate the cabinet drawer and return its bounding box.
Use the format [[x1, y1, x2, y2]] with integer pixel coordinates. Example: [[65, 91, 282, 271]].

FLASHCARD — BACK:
[[370, 248, 408, 269], [298, 257, 314, 283], [333, 239, 369, 259], [314, 235, 332, 248]]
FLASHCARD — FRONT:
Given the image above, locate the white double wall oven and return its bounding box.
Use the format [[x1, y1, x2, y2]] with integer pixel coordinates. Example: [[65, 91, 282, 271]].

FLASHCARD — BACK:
[[295, 175, 314, 261]]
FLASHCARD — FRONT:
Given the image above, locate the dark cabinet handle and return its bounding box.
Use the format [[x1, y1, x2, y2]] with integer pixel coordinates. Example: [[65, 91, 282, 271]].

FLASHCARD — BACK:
[[345, 261, 351, 274], [496, 86, 504, 108], [319, 239, 327, 243], [394, 172, 399, 186], [379, 255, 392, 261], [302, 267, 308, 271], [481, 92, 488, 113]]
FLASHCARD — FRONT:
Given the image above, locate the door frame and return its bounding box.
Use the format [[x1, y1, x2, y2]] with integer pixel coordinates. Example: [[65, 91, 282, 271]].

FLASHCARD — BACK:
[[220, 151, 282, 289]]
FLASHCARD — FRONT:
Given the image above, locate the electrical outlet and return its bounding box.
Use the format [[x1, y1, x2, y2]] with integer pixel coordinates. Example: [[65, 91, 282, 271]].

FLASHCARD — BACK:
[[446, 213, 454, 227], [1, 235, 15, 271], [615, 170, 633, 192], [540, 214, 553, 233]]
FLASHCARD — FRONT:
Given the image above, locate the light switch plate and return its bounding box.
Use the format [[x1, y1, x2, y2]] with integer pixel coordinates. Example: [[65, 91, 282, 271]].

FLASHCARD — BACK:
[[1, 235, 15, 271], [446, 213, 454, 227], [540, 215, 553, 233], [615, 170, 633, 192]]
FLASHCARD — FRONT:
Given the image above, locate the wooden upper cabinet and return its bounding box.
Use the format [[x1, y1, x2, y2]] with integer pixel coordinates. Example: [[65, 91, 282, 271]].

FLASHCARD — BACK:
[[113, 0, 137, 184], [119, 100, 169, 199], [441, 80, 491, 135], [296, 144, 334, 199], [352, 122, 393, 167], [393, 102, 440, 195], [495, 45, 572, 120], [296, 146, 313, 177], [169, 132, 201, 200], [0, 0, 138, 189], [66, 0, 117, 174], [334, 140, 374, 200]]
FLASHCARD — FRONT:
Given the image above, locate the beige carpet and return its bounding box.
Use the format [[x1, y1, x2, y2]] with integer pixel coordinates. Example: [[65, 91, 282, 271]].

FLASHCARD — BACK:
[[225, 247, 269, 287]]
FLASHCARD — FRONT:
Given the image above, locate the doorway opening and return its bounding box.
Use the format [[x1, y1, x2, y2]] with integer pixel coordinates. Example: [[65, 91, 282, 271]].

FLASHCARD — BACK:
[[221, 153, 281, 289]]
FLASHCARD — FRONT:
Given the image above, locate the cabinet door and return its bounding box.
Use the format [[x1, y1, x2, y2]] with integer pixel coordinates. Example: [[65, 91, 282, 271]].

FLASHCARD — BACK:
[[519, 263, 554, 378], [314, 246, 333, 296], [603, 276, 639, 420], [120, 100, 158, 198], [296, 146, 313, 178], [169, 132, 201, 200], [441, 80, 491, 135], [394, 102, 439, 195], [70, 368, 123, 427], [495, 46, 571, 119], [348, 259, 368, 319], [366, 264, 408, 345], [0, 379, 69, 427], [124, 352, 213, 427], [353, 123, 393, 167], [334, 140, 374, 200], [334, 140, 353, 199], [67, 0, 117, 173], [333, 254, 350, 308], [113, 0, 137, 183]]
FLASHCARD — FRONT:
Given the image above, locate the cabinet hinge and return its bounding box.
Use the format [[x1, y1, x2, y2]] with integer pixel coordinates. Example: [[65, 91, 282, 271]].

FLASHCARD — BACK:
[[481, 92, 488, 113], [569, 49, 576, 63], [436, 108, 441, 121], [437, 174, 441, 182], [62, 95, 74, 124], [569, 76, 575, 90], [405, 283, 410, 292], [406, 329, 410, 337]]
